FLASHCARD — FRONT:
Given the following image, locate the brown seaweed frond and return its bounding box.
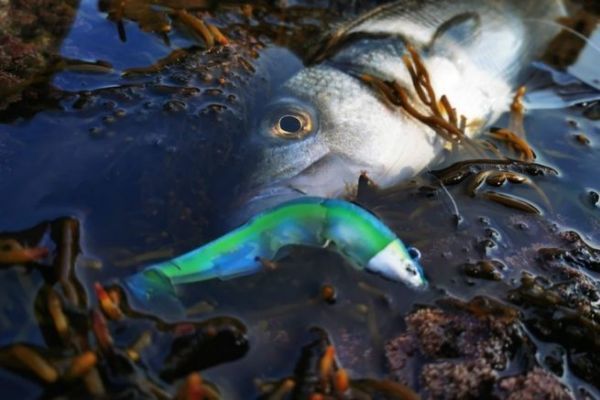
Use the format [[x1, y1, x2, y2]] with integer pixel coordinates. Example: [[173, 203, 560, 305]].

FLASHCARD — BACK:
[[101, 0, 230, 48], [431, 159, 558, 184], [509, 85, 526, 137], [174, 9, 215, 47], [0, 224, 169, 395], [356, 45, 542, 164], [257, 335, 417, 400], [467, 171, 534, 196], [488, 128, 536, 161], [465, 170, 550, 212], [431, 158, 556, 214], [359, 45, 490, 158], [122, 48, 190, 77], [175, 372, 221, 400], [0, 345, 59, 384], [0, 219, 249, 397], [173, 9, 229, 47], [480, 191, 541, 214], [0, 238, 49, 265], [106, 0, 172, 37]]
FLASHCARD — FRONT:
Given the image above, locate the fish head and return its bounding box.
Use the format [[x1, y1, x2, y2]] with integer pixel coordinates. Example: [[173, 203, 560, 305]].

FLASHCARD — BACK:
[[236, 64, 439, 223]]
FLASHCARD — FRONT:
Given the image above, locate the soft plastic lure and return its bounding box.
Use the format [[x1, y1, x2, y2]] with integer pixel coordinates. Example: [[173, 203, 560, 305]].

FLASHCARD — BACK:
[[124, 197, 426, 310]]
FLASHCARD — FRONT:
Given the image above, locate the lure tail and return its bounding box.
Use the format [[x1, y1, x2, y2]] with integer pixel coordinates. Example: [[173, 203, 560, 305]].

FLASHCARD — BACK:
[[124, 267, 185, 317]]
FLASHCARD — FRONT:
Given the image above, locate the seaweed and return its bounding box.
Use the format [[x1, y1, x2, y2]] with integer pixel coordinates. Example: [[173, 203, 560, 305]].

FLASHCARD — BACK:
[[488, 128, 536, 162], [0, 219, 248, 398], [384, 297, 574, 399], [357, 45, 470, 146], [430, 159, 556, 214], [256, 327, 419, 400]]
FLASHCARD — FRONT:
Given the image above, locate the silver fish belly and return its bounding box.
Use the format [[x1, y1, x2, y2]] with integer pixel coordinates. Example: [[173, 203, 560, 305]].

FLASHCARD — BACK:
[[237, 0, 565, 219]]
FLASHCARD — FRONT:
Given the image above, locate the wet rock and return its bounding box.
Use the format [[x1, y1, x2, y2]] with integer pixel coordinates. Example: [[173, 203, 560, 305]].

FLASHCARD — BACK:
[[587, 190, 599, 207], [574, 133, 591, 145], [290, 327, 331, 398], [570, 351, 600, 387], [162, 99, 187, 112], [496, 368, 572, 400], [385, 297, 521, 395], [384, 333, 417, 376], [583, 102, 600, 120], [463, 260, 505, 281], [508, 240, 600, 386], [385, 293, 581, 399], [538, 230, 600, 272], [257, 326, 420, 400], [421, 358, 497, 399], [0, 0, 77, 111], [512, 271, 600, 334], [320, 284, 337, 304], [160, 318, 249, 382]]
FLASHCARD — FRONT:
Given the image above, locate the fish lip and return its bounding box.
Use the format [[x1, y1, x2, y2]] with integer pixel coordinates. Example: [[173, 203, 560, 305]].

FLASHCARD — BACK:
[[232, 153, 362, 225], [228, 183, 307, 227], [242, 184, 306, 205]]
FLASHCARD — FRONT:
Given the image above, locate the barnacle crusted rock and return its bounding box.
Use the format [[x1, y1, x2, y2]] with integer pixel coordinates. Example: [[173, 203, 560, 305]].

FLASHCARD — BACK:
[[496, 368, 572, 400], [0, 0, 77, 109], [385, 297, 523, 399]]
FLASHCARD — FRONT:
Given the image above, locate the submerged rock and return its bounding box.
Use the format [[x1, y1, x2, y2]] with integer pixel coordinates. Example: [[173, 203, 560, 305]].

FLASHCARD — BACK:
[[385, 299, 574, 399], [421, 359, 497, 400], [0, 0, 77, 111], [385, 297, 522, 399], [384, 226, 600, 398], [496, 368, 572, 400]]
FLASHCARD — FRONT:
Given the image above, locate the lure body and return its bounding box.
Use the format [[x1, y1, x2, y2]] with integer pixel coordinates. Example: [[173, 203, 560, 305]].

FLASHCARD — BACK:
[[124, 198, 425, 308]]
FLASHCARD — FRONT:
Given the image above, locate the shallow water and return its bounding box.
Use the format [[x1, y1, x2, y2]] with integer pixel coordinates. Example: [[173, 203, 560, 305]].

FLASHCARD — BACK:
[[0, 0, 599, 398]]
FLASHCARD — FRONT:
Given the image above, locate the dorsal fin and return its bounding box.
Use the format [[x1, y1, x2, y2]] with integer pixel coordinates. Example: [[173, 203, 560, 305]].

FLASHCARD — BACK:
[[305, 0, 443, 64]]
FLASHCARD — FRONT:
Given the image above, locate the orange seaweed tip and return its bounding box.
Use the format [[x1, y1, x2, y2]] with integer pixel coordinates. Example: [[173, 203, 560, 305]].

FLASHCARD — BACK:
[[334, 368, 350, 392], [184, 373, 204, 400], [94, 282, 109, 300]]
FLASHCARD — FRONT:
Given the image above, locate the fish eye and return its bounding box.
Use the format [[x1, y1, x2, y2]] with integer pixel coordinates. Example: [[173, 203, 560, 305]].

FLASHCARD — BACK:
[[260, 99, 317, 141], [271, 111, 313, 140], [278, 115, 302, 134], [407, 247, 421, 261]]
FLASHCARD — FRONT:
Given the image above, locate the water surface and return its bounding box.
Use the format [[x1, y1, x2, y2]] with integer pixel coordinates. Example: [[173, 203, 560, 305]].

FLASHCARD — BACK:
[[0, 0, 599, 398]]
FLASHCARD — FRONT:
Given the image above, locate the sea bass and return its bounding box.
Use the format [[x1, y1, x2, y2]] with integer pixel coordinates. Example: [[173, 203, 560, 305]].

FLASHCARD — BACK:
[[237, 0, 565, 219]]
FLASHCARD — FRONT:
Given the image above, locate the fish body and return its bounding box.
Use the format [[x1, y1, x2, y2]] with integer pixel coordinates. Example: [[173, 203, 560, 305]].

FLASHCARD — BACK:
[[238, 0, 565, 219]]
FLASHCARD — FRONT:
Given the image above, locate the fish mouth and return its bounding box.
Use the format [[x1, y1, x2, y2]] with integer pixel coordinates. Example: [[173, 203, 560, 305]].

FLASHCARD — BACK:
[[230, 153, 370, 226], [243, 184, 309, 213], [228, 183, 308, 227], [244, 183, 307, 205]]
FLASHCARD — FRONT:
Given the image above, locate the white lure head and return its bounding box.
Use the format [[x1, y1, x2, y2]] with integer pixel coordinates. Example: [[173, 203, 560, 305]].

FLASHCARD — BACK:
[[366, 240, 427, 289]]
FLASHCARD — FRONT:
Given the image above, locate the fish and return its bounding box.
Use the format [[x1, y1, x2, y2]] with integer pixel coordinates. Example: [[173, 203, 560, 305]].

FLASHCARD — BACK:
[[234, 0, 566, 222]]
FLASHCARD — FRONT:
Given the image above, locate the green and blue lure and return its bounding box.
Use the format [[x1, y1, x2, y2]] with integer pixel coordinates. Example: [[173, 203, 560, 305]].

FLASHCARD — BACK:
[[124, 197, 426, 311]]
